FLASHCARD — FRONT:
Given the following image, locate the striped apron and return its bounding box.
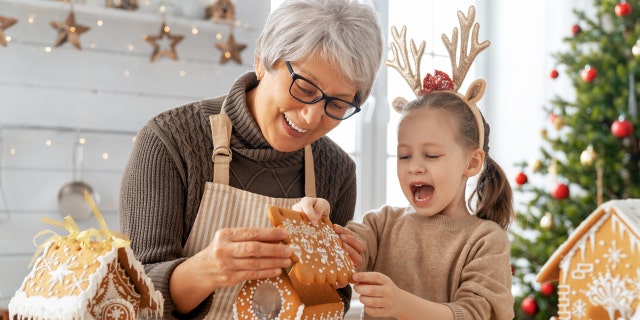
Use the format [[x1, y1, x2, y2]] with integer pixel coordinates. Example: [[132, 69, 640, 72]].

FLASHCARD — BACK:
[[182, 111, 316, 319]]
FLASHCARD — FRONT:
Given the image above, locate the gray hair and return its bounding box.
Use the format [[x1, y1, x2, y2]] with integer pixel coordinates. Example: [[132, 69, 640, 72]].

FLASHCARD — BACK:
[[255, 0, 384, 104]]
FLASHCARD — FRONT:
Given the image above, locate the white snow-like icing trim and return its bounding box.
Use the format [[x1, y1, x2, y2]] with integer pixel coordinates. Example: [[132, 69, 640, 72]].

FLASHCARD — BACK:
[[558, 210, 610, 282], [122, 246, 164, 317], [547, 199, 640, 279], [9, 243, 163, 320], [9, 243, 117, 320], [295, 304, 305, 319]]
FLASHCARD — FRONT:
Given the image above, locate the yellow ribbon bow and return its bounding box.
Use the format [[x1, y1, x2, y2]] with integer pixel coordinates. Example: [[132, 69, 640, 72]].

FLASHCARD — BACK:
[[29, 191, 130, 267]]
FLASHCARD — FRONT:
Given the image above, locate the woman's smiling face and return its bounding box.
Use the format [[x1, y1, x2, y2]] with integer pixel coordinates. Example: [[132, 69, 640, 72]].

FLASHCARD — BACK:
[[249, 58, 358, 152]]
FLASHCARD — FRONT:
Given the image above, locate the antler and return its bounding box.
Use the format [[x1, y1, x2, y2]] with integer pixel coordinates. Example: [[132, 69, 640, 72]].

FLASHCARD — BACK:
[[385, 25, 426, 98], [441, 6, 490, 91]]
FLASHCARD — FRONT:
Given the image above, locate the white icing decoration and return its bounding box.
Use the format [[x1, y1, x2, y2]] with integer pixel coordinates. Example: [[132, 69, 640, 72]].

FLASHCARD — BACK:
[[9, 243, 164, 320], [543, 200, 640, 320]]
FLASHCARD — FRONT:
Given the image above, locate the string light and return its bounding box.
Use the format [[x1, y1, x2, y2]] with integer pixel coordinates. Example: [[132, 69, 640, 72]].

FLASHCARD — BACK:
[[45, 139, 52, 146], [7, 0, 254, 86]]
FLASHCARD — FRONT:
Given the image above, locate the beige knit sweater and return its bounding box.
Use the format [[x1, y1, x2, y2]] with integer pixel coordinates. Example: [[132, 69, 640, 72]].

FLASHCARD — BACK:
[[348, 205, 514, 320]]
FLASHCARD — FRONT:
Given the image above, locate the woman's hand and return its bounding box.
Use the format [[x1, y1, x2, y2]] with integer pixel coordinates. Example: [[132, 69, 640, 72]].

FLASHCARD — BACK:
[[170, 227, 292, 314], [202, 227, 293, 286], [292, 196, 330, 225]]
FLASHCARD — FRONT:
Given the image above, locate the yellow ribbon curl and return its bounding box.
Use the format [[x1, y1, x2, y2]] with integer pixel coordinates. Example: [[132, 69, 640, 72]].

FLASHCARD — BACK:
[[29, 191, 130, 267]]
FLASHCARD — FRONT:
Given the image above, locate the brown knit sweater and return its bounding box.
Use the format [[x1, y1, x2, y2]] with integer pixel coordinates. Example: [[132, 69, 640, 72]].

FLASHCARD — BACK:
[[119, 72, 357, 319], [347, 206, 514, 320]]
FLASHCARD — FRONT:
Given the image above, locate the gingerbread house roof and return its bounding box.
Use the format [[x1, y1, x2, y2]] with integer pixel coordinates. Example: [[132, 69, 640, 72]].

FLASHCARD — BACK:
[[537, 199, 640, 283], [9, 238, 163, 319]]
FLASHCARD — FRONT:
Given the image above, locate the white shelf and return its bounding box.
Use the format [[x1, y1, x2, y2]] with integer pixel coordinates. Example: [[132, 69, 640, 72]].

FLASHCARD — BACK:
[[1, 0, 255, 31]]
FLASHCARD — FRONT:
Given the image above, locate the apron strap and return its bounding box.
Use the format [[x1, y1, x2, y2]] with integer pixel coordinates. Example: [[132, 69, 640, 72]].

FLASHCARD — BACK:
[[209, 98, 316, 196], [210, 113, 232, 185], [303, 144, 316, 197]]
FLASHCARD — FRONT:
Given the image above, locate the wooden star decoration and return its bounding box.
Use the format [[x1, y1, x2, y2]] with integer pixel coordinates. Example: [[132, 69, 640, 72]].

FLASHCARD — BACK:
[[215, 32, 246, 65], [144, 23, 184, 62], [50, 11, 90, 50], [0, 16, 17, 47]]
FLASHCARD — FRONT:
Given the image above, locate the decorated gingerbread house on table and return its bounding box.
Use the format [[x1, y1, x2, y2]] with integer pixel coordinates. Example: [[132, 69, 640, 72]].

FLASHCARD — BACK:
[[537, 199, 640, 320], [9, 193, 163, 320], [234, 206, 354, 320]]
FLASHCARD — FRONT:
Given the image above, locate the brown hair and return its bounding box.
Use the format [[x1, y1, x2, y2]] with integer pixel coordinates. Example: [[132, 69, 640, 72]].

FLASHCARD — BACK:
[[400, 91, 514, 230]]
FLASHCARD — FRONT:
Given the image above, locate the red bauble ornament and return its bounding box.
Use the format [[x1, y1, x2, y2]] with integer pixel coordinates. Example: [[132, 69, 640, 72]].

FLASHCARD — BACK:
[[515, 172, 528, 186], [541, 282, 555, 296], [611, 118, 634, 138], [581, 66, 597, 82], [521, 296, 538, 316], [550, 69, 559, 79], [552, 182, 570, 200], [571, 24, 582, 36], [615, 2, 632, 17]]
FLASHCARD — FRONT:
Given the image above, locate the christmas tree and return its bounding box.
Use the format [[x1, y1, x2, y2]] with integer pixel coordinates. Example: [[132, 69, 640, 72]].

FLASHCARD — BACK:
[[510, 0, 640, 319]]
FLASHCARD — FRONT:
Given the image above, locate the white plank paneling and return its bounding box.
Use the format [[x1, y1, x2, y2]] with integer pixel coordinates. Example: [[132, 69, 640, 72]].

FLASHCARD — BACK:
[[0, 0, 270, 307]]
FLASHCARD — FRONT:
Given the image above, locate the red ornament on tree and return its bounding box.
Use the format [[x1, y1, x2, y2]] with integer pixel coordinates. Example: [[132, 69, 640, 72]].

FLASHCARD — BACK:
[[551, 182, 570, 200], [615, 2, 632, 17], [521, 296, 538, 316], [571, 24, 582, 36], [550, 69, 559, 79], [581, 65, 597, 82], [611, 117, 634, 138], [515, 172, 528, 186], [540, 282, 555, 296]]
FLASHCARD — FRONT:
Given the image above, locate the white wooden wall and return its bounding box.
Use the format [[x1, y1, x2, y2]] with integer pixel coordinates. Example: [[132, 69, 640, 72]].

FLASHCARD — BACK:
[[0, 0, 268, 307]]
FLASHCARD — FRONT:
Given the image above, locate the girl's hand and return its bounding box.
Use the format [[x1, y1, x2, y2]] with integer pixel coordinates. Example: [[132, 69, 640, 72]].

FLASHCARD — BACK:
[[334, 224, 365, 270], [352, 272, 403, 318]]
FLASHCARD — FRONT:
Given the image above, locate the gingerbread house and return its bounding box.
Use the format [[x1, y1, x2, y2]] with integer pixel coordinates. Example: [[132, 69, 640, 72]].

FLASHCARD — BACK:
[[234, 206, 354, 320], [537, 199, 640, 320], [8, 193, 163, 320]]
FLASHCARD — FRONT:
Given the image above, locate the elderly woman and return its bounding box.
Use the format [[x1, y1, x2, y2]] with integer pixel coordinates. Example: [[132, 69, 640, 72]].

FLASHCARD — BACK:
[[118, 0, 384, 318]]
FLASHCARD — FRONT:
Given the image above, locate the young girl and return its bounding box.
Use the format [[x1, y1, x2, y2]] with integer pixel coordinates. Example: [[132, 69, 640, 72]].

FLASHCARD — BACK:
[[295, 87, 515, 319]]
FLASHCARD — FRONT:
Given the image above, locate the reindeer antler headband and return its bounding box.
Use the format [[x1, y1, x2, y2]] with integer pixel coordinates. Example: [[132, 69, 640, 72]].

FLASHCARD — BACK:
[[386, 6, 490, 149]]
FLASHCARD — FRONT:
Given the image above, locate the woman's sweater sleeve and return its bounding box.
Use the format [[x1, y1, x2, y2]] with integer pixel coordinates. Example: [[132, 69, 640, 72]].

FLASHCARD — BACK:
[[119, 123, 211, 319]]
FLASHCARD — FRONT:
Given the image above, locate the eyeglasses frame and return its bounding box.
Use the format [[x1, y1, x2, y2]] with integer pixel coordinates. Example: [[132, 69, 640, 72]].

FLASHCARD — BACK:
[[284, 61, 361, 120]]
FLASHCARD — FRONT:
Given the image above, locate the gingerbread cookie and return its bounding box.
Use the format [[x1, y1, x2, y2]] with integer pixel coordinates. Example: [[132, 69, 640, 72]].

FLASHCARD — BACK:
[[267, 206, 355, 287], [234, 273, 344, 320]]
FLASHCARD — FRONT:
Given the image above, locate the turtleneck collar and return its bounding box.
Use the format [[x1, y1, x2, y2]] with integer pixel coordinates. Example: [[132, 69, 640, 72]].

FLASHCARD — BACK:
[[223, 72, 305, 164]]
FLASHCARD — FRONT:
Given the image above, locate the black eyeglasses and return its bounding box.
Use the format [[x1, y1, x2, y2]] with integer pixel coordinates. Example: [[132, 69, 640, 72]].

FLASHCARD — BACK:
[[285, 61, 360, 120]]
